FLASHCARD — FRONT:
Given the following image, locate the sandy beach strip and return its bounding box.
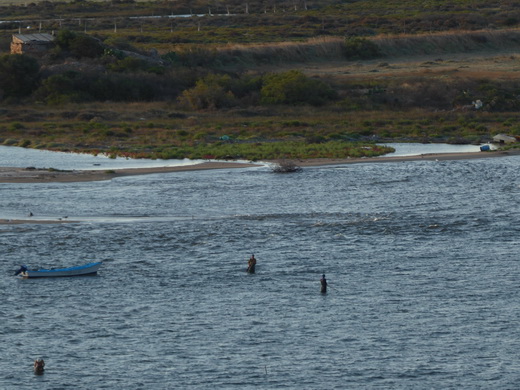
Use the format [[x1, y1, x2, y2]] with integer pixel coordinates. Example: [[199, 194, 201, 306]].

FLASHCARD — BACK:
[[294, 149, 520, 167], [0, 161, 260, 184], [0, 150, 518, 184]]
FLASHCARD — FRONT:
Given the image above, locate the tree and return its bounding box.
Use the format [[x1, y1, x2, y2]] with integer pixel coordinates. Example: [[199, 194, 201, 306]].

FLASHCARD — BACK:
[[0, 54, 40, 100], [54, 29, 104, 59], [33, 72, 91, 104], [69, 34, 104, 58]]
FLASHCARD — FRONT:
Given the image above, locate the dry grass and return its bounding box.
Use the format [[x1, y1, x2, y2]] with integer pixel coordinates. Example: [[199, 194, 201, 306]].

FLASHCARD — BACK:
[[214, 29, 520, 66], [372, 29, 520, 57], [217, 37, 345, 63], [206, 29, 520, 78]]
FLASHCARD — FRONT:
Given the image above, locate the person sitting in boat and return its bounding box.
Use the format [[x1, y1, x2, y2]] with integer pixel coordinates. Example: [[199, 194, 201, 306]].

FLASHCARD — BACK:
[[247, 254, 257, 274], [320, 274, 327, 293], [34, 358, 45, 374], [14, 265, 28, 277]]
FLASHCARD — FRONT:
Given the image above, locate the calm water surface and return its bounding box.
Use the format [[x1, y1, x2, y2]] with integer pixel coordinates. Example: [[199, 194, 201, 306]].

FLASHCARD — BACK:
[[0, 145, 203, 170], [1, 147, 519, 389]]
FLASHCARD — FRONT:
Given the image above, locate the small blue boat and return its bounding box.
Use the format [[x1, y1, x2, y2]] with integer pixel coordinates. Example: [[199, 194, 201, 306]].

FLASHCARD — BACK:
[[15, 262, 102, 278]]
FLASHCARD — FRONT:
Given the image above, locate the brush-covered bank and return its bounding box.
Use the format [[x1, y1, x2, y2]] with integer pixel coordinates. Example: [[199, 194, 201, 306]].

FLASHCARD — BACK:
[[2, 27, 520, 160], [0, 102, 508, 162]]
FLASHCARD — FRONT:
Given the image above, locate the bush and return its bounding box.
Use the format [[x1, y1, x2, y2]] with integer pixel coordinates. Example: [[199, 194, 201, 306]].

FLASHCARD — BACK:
[[54, 29, 76, 50], [179, 73, 236, 110], [36, 70, 179, 103], [107, 56, 149, 72], [260, 70, 336, 106], [34, 72, 92, 104], [103, 36, 139, 52], [343, 37, 381, 60], [69, 34, 104, 58], [9, 122, 25, 131], [0, 54, 40, 99], [54, 29, 104, 59]]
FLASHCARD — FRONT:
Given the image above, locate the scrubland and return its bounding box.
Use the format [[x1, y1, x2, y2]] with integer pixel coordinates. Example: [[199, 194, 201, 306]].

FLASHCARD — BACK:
[[1, 0, 520, 160]]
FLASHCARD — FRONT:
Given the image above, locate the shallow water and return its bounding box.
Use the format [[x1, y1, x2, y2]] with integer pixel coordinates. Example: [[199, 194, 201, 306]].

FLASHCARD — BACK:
[[1, 152, 519, 389], [381, 142, 482, 156], [0, 145, 203, 170], [0, 143, 482, 171]]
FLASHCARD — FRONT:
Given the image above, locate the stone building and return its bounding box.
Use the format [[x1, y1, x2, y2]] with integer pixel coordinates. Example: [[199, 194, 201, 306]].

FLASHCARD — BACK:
[[10, 33, 55, 55]]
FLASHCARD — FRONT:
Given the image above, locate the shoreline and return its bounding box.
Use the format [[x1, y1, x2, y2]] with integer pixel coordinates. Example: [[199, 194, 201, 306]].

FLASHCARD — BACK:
[[1, 149, 518, 225], [0, 161, 261, 184], [294, 149, 520, 167], [0, 150, 518, 184]]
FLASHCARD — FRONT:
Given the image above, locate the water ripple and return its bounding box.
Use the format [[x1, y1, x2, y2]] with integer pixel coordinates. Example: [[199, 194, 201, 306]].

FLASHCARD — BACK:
[[2, 155, 520, 389]]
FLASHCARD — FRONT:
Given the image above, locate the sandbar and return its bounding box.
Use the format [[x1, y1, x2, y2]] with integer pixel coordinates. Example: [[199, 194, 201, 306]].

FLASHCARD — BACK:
[[294, 149, 520, 167], [0, 161, 260, 184], [0, 150, 518, 184]]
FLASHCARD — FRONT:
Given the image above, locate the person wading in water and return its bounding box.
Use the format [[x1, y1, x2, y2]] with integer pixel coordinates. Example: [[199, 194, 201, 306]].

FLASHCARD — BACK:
[[34, 358, 45, 375], [320, 274, 327, 293], [247, 254, 257, 274]]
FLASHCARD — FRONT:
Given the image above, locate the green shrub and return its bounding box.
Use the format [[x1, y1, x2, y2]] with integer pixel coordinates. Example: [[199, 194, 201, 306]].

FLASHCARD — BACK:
[[343, 37, 381, 60], [179, 73, 236, 110], [107, 56, 152, 73], [282, 120, 306, 127], [9, 122, 25, 131], [3, 139, 18, 145], [106, 55, 166, 74], [161, 52, 179, 64], [260, 70, 336, 106], [104, 36, 138, 52], [0, 54, 40, 99], [55, 30, 104, 59], [70, 34, 104, 58]]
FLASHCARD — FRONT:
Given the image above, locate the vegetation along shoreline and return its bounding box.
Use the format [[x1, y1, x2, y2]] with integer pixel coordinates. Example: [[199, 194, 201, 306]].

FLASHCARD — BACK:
[[1, 0, 520, 161]]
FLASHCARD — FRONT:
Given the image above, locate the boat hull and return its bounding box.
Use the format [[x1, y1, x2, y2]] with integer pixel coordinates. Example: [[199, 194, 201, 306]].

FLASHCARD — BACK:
[[22, 262, 102, 278]]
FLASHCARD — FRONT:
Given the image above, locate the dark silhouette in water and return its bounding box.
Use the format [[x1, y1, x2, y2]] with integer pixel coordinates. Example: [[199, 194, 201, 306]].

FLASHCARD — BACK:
[[14, 265, 28, 276], [34, 358, 44, 375], [247, 254, 256, 274], [320, 274, 327, 293]]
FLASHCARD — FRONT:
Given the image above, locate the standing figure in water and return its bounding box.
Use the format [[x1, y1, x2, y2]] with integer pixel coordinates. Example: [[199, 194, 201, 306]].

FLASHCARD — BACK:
[[34, 358, 45, 375], [320, 274, 327, 293], [247, 254, 257, 274]]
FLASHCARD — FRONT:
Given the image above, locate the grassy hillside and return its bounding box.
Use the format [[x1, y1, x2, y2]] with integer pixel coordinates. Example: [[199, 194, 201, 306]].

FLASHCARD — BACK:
[[0, 1, 519, 160]]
